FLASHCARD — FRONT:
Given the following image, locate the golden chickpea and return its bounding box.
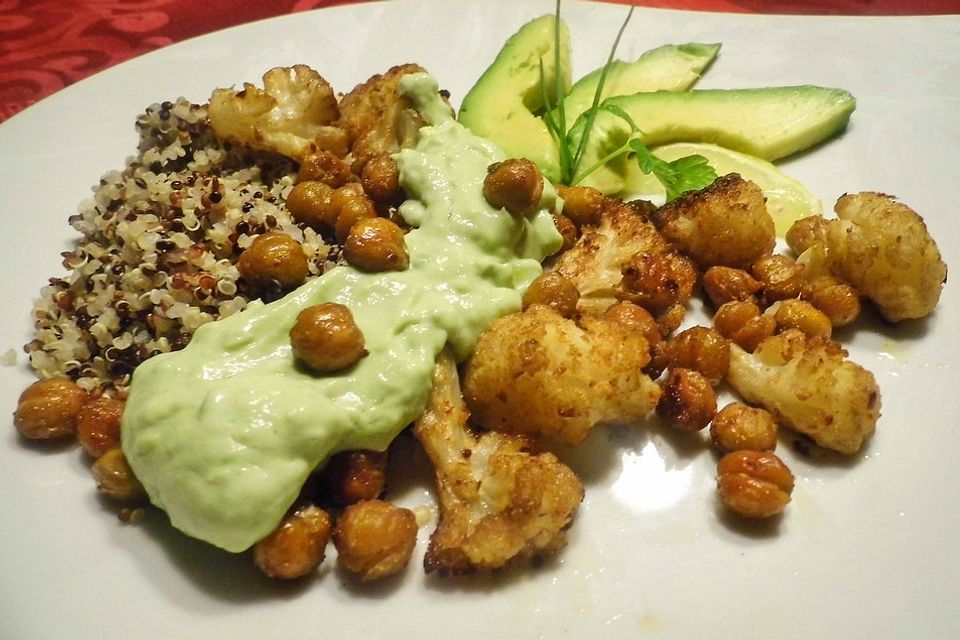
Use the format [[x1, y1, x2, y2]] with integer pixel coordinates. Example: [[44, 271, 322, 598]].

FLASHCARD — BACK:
[[333, 499, 418, 582], [14, 378, 87, 440], [297, 150, 353, 188], [656, 303, 687, 337], [290, 303, 366, 373], [253, 504, 332, 580], [483, 159, 544, 215], [552, 213, 578, 254], [603, 301, 661, 347], [237, 232, 309, 289], [702, 266, 761, 307], [91, 448, 145, 502], [717, 450, 794, 519], [784, 215, 826, 255], [76, 396, 125, 458], [343, 217, 409, 272], [661, 326, 730, 385], [286, 181, 337, 228], [713, 300, 776, 353], [320, 450, 388, 506], [773, 299, 832, 339], [557, 184, 604, 227], [332, 186, 377, 244], [656, 368, 717, 432], [806, 277, 861, 327], [522, 272, 580, 318], [710, 402, 778, 453], [361, 155, 403, 205], [751, 254, 809, 304]]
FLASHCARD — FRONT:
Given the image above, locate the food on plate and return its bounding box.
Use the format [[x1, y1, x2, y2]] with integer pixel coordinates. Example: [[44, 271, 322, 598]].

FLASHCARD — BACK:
[[120, 72, 561, 553], [787, 192, 948, 322], [332, 499, 418, 581], [462, 304, 661, 445], [415, 351, 583, 574], [716, 450, 795, 519], [649, 173, 776, 269], [727, 330, 881, 455], [13, 5, 949, 588]]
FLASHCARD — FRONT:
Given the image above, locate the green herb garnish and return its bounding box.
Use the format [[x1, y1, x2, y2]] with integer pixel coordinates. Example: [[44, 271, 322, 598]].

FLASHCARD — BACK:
[[540, 1, 717, 200]]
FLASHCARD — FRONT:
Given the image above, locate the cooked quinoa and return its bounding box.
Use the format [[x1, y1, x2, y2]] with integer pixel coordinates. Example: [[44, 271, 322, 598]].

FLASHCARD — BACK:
[[26, 98, 334, 396]]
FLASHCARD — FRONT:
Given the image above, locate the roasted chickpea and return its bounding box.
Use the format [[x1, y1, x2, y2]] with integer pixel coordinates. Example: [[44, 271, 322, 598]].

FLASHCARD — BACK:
[[237, 232, 309, 289], [713, 300, 776, 353], [773, 299, 832, 339], [361, 155, 403, 205], [14, 378, 87, 440], [557, 184, 604, 227], [702, 266, 761, 307], [806, 277, 861, 327], [91, 448, 145, 502], [76, 396, 125, 458], [656, 303, 686, 337], [656, 368, 717, 432], [717, 450, 794, 519], [286, 181, 337, 228], [603, 301, 661, 347], [784, 214, 826, 255], [332, 185, 377, 244], [253, 504, 332, 580], [343, 217, 409, 272], [290, 303, 366, 373], [297, 150, 353, 188], [710, 402, 778, 452], [320, 450, 388, 506], [483, 159, 543, 215], [661, 326, 729, 385], [552, 213, 578, 254], [333, 499, 418, 582], [751, 254, 809, 304], [522, 272, 580, 318]]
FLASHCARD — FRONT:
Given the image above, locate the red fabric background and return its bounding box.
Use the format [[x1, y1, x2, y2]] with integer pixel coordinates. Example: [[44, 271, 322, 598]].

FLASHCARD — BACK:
[[2, 0, 957, 123]]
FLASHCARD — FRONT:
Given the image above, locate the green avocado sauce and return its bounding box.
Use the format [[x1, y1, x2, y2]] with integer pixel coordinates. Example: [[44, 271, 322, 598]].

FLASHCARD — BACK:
[[121, 73, 562, 553]]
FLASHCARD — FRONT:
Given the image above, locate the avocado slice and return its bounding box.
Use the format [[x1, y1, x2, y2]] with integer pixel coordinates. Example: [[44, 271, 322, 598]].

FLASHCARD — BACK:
[[551, 42, 721, 125], [577, 85, 856, 194], [458, 14, 570, 181]]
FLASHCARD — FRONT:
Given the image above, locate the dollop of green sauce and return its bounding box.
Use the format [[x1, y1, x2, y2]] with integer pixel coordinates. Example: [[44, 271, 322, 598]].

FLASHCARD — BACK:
[[121, 73, 562, 553]]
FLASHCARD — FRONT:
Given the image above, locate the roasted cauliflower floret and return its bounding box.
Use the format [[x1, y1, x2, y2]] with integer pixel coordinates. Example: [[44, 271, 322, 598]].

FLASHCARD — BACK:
[[463, 304, 661, 445], [208, 65, 346, 160], [414, 351, 583, 575], [651, 173, 776, 270], [727, 329, 880, 455], [788, 193, 947, 322], [337, 63, 440, 173], [553, 198, 696, 316]]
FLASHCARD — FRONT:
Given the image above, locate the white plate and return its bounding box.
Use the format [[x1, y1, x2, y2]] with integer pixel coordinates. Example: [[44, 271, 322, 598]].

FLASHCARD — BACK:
[[1, 1, 958, 638]]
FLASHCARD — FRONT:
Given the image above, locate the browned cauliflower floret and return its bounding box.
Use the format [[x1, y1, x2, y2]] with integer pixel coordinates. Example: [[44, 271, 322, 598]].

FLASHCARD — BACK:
[[553, 198, 696, 316], [462, 304, 661, 445], [337, 63, 442, 173], [727, 329, 880, 454], [413, 351, 583, 575], [208, 65, 346, 160], [651, 173, 776, 269], [788, 193, 947, 322]]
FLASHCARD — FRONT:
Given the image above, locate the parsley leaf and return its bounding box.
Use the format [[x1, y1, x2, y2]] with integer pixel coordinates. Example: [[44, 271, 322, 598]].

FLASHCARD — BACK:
[[629, 140, 718, 201]]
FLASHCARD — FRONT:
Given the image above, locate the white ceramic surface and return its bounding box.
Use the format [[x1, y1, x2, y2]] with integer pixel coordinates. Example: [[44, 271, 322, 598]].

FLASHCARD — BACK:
[[1, 1, 958, 638]]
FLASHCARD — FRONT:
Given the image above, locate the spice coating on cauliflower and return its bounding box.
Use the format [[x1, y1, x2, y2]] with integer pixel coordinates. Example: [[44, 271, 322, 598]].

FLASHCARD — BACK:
[[208, 65, 345, 160], [651, 173, 776, 270], [414, 351, 583, 575], [790, 193, 947, 323], [462, 304, 661, 445], [553, 197, 696, 316], [727, 329, 880, 455], [336, 63, 435, 173]]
